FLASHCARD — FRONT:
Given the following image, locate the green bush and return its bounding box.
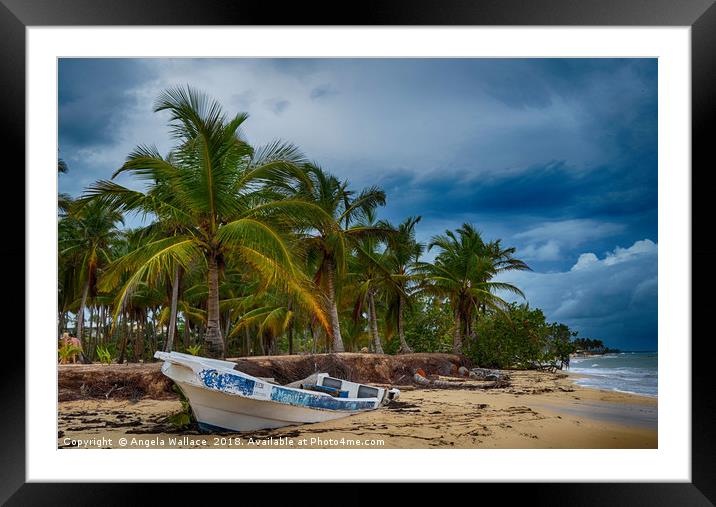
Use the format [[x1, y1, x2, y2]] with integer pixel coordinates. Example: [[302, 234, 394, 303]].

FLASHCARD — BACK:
[[58, 342, 82, 364], [402, 297, 454, 353], [465, 303, 577, 369]]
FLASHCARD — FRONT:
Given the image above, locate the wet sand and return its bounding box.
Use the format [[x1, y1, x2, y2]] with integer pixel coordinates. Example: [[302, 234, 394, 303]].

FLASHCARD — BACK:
[[57, 369, 656, 449]]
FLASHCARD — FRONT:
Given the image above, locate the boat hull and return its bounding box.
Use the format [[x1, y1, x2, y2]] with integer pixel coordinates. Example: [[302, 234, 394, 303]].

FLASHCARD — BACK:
[[154, 352, 394, 433], [176, 381, 358, 432]]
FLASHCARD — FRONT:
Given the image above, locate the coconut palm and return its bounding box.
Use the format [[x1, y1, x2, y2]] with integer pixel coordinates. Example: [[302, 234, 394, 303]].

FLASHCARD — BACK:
[[348, 243, 384, 353], [83, 86, 328, 358], [225, 290, 293, 355], [416, 224, 529, 354], [346, 208, 406, 354], [59, 199, 124, 346], [381, 216, 424, 354], [58, 158, 73, 212], [297, 164, 388, 352]]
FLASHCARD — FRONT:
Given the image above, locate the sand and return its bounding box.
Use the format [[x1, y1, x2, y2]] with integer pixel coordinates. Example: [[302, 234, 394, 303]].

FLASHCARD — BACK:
[[57, 369, 657, 449]]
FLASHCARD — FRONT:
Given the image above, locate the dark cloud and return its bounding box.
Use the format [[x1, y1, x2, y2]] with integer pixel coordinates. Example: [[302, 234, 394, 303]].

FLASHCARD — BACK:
[[499, 239, 657, 350], [58, 59, 156, 149], [381, 159, 656, 222], [58, 58, 658, 349]]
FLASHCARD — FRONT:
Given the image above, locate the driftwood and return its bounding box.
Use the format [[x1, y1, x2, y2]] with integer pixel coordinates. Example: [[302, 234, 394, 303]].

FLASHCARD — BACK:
[[468, 368, 511, 381], [413, 372, 510, 390]]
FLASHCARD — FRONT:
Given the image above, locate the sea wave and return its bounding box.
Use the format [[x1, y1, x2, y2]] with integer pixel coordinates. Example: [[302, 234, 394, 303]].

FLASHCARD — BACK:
[[568, 351, 657, 397]]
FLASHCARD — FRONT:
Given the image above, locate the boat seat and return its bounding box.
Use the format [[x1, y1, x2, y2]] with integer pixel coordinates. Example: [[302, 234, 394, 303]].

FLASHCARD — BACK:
[[302, 384, 349, 398]]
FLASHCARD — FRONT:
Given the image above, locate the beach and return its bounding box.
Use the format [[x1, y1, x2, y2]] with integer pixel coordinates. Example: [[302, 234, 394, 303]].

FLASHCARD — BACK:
[[58, 368, 657, 449]]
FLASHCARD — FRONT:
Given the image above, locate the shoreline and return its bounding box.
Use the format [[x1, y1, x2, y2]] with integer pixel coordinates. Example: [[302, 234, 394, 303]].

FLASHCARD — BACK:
[[58, 368, 657, 449], [563, 369, 658, 399]]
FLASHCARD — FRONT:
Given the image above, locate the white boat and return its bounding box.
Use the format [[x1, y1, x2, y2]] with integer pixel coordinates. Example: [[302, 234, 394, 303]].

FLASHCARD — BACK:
[[154, 351, 400, 432]]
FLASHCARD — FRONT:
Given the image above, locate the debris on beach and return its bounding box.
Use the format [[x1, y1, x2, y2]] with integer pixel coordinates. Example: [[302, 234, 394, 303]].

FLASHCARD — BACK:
[[468, 368, 511, 382], [413, 371, 510, 390]]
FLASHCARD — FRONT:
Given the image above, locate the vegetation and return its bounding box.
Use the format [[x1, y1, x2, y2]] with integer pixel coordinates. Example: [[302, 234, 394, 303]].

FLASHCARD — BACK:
[[416, 224, 530, 354], [571, 338, 620, 354], [58, 341, 82, 364], [465, 303, 577, 369], [58, 85, 592, 368], [96, 345, 113, 365], [167, 385, 194, 429]]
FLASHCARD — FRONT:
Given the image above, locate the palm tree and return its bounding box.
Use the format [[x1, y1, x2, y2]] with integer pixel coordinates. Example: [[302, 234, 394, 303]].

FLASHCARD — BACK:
[[58, 158, 72, 212], [297, 164, 388, 352], [226, 290, 293, 355], [417, 224, 529, 354], [381, 216, 424, 354], [59, 199, 124, 347], [84, 86, 328, 358]]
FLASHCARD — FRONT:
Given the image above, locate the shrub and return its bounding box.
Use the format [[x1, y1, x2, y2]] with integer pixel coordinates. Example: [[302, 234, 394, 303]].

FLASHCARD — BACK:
[[465, 303, 577, 369], [96, 345, 113, 365], [58, 342, 82, 364]]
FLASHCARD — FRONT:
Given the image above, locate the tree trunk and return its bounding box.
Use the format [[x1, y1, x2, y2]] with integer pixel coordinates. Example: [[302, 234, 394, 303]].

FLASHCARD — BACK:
[[287, 300, 294, 355], [165, 264, 180, 352], [88, 305, 95, 360], [76, 277, 90, 344], [103, 307, 109, 346], [368, 289, 384, 354], [453, 309, 462, 354], [136, 316, 145, 361], [309, 323, 317, 354], [98, 305, 105, 346], [224, 312, 232, 352], [325, 257, 344, 352], [397, 296, 413, 354], [133, 313, 140, 362], [151, 308, 157, 352], [58, 311, 64, 339], [118, 311, 129, 364], [203, 253, 225, 358], [288, 321, 294, 355]]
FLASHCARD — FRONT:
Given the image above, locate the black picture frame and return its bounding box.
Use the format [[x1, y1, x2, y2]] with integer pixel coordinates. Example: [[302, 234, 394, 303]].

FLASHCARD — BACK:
[[2, 0, 714, 503]]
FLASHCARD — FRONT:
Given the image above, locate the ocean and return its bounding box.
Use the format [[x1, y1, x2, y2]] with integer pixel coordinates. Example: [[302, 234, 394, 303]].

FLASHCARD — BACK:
[[568, 351, 658, 397]]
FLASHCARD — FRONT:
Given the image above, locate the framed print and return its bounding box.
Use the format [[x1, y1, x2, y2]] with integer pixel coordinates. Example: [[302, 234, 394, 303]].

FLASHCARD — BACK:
[[3, 0, 714, 503]]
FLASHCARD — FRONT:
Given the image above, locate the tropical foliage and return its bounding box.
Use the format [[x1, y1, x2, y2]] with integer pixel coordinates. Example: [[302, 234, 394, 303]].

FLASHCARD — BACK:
[[58, 85, 584, 367], [465, 303, 578, 369], [416, 224, 530, 353]]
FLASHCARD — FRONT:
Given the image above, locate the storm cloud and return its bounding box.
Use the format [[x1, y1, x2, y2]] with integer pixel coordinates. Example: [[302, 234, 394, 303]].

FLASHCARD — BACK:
[[58, 58, 658, 349], [498, 240, 658, 350]]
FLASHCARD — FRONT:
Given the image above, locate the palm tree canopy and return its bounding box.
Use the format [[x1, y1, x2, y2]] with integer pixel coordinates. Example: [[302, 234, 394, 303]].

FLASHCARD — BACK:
[[82, 86, 331, 336], [418, 223, 530, 314]]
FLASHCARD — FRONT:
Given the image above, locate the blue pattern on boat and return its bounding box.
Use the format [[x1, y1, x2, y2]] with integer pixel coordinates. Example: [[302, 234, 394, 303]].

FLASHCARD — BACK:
[[199, 368, 255, 396], [270, 386, 376, 411]]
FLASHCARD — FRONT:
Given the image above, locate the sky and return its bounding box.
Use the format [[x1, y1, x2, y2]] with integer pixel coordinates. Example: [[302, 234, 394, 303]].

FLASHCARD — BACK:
[[58, 58, 658, 350]]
